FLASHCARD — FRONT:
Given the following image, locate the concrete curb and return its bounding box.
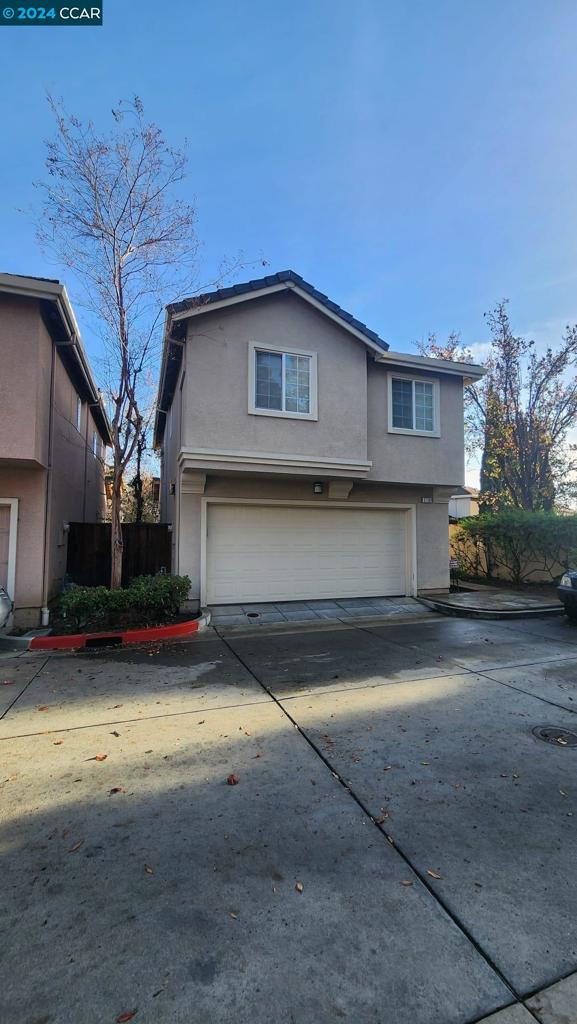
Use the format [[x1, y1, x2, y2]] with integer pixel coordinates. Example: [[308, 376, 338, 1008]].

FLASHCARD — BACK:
[[8, 609, 214, 652], [417, 597, 564, 620]]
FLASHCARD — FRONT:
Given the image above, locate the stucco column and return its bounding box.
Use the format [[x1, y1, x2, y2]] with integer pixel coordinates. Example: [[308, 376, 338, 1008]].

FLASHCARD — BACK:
[[178, 472, 206, 609], [416, 499, 450, 592]]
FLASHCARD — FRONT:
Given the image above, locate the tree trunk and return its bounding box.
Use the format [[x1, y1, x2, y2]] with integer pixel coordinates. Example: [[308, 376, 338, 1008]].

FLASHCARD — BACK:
[[134, 436, 145, 525], [111, 474, 123, 589]]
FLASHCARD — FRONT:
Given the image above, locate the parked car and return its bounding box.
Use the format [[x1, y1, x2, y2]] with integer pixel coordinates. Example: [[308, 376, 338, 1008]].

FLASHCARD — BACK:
[[558, 572, 577, 621], [0, 585, 12, 631]]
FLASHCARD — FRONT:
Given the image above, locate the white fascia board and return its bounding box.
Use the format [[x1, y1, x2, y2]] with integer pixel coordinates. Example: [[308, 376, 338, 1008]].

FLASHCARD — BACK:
[[170, 283, 288, 321], [376, 349, 485, 381], [169, 281, 388, 355]]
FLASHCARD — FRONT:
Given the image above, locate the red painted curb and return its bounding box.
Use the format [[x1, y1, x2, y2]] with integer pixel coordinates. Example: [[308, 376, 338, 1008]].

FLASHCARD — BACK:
[[29, 614, 209, 651]]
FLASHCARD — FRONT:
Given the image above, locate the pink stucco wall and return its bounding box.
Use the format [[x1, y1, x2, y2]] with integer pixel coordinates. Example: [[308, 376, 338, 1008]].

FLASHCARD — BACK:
[[0, 292, 107, 626]]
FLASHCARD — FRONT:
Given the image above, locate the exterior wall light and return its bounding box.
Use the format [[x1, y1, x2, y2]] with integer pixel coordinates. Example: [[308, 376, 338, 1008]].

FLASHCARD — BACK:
[[313, 482, 324, 495]]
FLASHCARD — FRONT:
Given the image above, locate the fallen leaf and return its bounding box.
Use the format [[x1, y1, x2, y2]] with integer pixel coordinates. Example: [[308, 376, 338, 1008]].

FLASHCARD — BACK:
[[427, 869, 442, 880], [226, 774, 240, 786], [560, 789, 567, 796], [38, 706, 49, 712], [295, 881, 304, 893], [117, 1011, 138, 1023], [53, 740, 63, 746], [197, 720, 205, 725], [401, 880, 413, 886], [144, 864, 154, 875], [110, 731, 120, 738], [94, 754, 107, 762], [68, 840, 84, 853], [228, 911, 239, 919], [109, 787, 126, 795]]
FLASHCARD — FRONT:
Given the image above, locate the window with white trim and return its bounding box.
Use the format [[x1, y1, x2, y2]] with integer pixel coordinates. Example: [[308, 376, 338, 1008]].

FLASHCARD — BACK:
[[249, 343, 318, 419], [388, 376, 439, 436], [92, 431, 99, 457], [76, 396, 82, 431]]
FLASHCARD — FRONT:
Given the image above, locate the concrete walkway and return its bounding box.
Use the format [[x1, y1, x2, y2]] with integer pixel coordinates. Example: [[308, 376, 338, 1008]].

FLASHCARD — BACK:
[[2, 613, 577, 1022], [420, 587, 562, 619], [209, 595, 428, 628]]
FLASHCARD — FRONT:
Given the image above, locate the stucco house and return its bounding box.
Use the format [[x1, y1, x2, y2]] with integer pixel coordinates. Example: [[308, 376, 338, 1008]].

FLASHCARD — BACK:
[[154, 271, 483, 611], [0, 273, 112, 628]]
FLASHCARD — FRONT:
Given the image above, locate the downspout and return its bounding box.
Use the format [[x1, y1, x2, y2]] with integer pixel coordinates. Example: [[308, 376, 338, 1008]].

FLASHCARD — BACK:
[[40, 339, 57, 626], [82, 400, 90, 521]]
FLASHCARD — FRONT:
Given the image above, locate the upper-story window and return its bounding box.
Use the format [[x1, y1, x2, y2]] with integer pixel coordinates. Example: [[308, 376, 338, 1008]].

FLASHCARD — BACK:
[[76, 396, 83, 432], [248, 342, 318, 420], [388, 375, 440, 437], [92, 431, 99, 457]]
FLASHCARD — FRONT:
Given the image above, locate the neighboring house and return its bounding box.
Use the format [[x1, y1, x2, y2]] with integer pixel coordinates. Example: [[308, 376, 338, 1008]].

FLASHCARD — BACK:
[[0, 273, 112, 628], [154, 270, 483, 610], [448, 487, 479, 519]]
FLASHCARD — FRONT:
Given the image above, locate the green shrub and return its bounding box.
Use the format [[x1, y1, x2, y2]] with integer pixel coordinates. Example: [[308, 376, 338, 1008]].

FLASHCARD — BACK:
[[59, 574, 191, 630], [455, 510, 577, 584]]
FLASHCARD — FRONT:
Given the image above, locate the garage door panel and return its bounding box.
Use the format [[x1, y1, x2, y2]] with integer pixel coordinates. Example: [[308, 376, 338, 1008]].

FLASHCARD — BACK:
[[206, 504, 409, 605]]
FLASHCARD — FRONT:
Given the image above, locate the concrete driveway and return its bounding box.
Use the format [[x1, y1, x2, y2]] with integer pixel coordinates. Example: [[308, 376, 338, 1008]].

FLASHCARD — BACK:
[[2, 614, 577, 1024]]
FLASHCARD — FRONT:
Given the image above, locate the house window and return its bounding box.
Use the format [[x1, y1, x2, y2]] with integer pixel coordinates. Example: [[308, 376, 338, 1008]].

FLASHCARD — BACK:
[[92, 431, 99, 457], [249, 343, 318, 420], [76, 397, 82, 431], [389, 376, 439, 436]]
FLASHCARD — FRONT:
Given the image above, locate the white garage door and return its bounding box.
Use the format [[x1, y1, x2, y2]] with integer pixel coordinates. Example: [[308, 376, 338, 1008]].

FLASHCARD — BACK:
[[206, 504, 408, 604]]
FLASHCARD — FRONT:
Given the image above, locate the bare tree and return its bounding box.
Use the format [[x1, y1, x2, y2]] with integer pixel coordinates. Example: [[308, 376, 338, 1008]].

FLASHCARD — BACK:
[[36, 96, 199, 587]]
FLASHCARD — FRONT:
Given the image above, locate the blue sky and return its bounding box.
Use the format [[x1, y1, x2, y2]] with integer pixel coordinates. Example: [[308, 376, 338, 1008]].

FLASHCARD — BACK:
[[2, 0, 577, 480]]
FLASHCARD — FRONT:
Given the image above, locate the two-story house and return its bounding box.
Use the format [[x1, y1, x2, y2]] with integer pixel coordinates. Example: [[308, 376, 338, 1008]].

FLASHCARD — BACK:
[[0, 273, 112, 629], [154, 271, 483, 611]]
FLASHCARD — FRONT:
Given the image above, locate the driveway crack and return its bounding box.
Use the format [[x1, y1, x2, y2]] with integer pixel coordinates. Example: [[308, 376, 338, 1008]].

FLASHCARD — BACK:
[[215, 626, 541, 1018]]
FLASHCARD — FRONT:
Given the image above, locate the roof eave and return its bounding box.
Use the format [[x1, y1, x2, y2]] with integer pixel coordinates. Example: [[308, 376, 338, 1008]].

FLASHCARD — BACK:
[[375, 349, 485, 382], [0, 273, 113, 445], [168, 279, 389, 356]]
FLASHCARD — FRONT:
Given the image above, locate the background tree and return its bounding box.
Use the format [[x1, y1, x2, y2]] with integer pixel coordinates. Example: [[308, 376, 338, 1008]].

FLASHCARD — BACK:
[[124, 470, 160, 524], [130, 431, 147, 525], [420, 302, 577, 511], [36, 96, 199, 587]]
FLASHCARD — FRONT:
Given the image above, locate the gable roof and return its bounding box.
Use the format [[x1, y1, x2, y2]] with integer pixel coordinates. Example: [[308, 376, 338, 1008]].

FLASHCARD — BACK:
[[155, 270, 391, 446], [154, 269, 485, 447], [166, 270, 390, 353]]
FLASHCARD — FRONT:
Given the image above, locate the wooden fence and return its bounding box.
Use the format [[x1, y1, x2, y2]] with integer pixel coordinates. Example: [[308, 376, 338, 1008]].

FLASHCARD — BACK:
[[66, 523, 172, 587]]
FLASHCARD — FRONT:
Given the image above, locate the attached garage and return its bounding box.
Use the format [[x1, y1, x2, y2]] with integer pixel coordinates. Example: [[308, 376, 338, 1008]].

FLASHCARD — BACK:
[[204, 502, 413, 605]]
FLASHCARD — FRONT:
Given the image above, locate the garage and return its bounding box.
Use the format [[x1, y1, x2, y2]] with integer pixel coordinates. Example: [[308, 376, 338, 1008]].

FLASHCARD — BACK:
[[204, 502, 411, 605]]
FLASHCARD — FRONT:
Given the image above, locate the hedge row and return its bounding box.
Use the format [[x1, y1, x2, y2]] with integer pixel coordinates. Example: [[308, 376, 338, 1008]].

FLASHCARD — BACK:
[[59, 574, 191, 630], [453, 509, 577, 584]]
